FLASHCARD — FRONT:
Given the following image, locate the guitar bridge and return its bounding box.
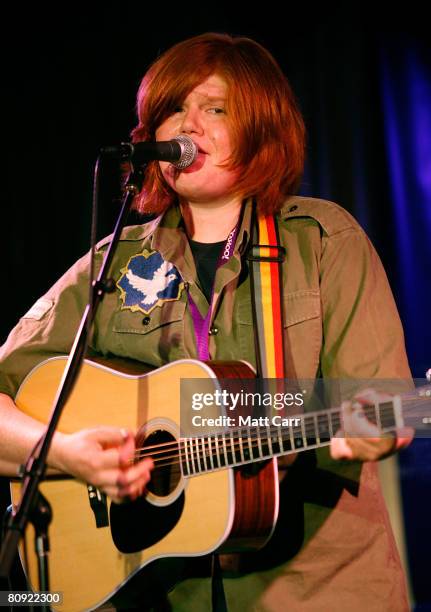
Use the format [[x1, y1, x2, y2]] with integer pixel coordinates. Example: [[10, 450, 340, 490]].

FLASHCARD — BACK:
[[87, 485, 109, 528]]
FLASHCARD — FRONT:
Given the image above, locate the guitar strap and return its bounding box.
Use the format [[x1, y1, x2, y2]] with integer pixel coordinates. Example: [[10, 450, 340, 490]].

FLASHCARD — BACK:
[[211, 204, 287, 612], [211, 555, 228, 612], [247, 203, 287, 379]]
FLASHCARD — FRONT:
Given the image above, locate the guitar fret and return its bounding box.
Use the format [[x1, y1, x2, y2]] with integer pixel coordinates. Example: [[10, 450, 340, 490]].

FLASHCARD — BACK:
[[270, 426, 280, 455], [381, 401, 397, 429], [313, 414, 320, 445], [331, 411, 341, 436], [228, 432, 234, 464], [375, 402, 381, 430], [281, 428, 292, 453], [262, 426, 269, 457], [191, 438, 197, 474], [201, 437, 209, 471], [277, 423, 284, 454], [392, 395, 404, 428], [247, 428, 254, 460], [362, 404, 375, 427], [213, 435, 221, 469], [266, 424, 273, 456], [180, 440, 189, 476], [231, 432, 241, 463], [304, 415, 316, 446], [218, 435, 226, 467], [240, 428, 249, 461], [317, 412, 331, 443], [207, 438, 213, 470], [238, 431, 245, 463], [220, 434, 226, 466], [289, 421, 295, 450], [195, 438, 203, 473], [226, 433, 233, 465], [300, 417, 307, 448], [196, 438, 202, 472], [328, 410, 336, 439], [208, 436, 215, 470], [182, 439, 188, 475], [214, 435, 222, 467], [224, 434, 233, 465], [256, 427, 264, 458], [293, 422, 303, 449], [187, 438, 196, 475]]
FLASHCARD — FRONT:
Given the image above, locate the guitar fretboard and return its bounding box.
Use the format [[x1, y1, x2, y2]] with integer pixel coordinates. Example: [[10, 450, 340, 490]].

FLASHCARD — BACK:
[[180, 401, 400, 477]]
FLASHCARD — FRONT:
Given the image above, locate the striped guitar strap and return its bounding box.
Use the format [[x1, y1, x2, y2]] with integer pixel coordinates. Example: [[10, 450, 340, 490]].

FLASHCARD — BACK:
[[211, 204, 287, 612], [247, 204, 286, 379]]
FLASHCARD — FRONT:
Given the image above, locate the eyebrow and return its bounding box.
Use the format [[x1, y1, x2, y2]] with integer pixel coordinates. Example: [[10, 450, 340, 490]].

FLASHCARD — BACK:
[[199, 95, 226, 103], [204, 97, 226, 105]]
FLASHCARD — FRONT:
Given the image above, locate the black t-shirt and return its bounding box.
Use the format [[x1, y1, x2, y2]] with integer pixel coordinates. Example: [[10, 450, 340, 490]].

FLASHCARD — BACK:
[[189, 239, 225, 302]]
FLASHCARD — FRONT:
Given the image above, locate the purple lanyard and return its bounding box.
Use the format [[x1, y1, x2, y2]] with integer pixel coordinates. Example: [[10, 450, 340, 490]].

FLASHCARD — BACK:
[[188, 224, 239, 360]]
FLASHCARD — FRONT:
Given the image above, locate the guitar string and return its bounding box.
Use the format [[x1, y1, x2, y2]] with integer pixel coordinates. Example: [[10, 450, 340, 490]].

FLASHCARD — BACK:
[[134, 403, 428, 472], [129, 391, 429, 459], [130, 401, 403, 459], [131, 439, 312, 471], [132, 413, 408, 463], [130, 424, 402, 468], [131, 428, 398, 468], [129, 403, 425, 471], [126, 393, 430, 466]]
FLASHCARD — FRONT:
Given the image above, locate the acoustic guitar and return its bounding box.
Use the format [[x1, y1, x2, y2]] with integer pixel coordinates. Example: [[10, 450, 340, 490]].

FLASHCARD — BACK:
[[9, 356, 430, 611]]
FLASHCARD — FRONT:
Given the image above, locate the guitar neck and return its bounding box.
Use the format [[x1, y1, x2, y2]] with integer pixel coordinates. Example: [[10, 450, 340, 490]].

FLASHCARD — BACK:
[[180, 396, 403, 477]]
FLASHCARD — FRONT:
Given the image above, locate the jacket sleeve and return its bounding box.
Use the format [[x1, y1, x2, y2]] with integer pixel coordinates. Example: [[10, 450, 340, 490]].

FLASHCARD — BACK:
[[319, 224, 411, 379], [0, 251, 100, 398]]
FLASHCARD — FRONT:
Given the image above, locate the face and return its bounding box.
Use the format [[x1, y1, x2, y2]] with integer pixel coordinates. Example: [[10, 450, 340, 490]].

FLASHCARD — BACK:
[[155, 74, 239, 206]]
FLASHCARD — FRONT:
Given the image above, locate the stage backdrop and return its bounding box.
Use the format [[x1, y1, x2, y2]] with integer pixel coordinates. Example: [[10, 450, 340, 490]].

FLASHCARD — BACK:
[[2, 4, 430, 608]]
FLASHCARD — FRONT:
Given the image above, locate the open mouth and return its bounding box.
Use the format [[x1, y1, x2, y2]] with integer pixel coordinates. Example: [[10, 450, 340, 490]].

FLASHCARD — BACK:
[[180, 150, 206, 173]]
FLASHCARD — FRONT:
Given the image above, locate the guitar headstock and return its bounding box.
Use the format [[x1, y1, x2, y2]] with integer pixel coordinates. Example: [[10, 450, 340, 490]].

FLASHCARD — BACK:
[[409, 380, 431, 433]]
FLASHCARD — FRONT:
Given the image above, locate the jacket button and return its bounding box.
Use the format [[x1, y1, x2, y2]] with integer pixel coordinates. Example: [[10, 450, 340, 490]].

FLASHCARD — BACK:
[[288, 205, 298, 212], [209, 326, 219, 336], [142, 316, 151, 326]]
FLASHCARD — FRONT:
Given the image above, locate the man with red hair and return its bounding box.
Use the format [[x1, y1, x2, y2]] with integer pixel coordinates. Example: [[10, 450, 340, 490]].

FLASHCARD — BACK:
[[0, 33, 411, 610]]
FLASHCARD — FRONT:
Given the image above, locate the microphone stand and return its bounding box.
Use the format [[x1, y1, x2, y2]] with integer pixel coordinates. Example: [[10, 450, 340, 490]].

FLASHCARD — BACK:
[[0, 164, 145, 608]]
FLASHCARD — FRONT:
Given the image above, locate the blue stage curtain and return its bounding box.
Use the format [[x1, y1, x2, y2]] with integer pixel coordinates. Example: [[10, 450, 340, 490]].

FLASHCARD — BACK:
[[379, 34, 431, 611]]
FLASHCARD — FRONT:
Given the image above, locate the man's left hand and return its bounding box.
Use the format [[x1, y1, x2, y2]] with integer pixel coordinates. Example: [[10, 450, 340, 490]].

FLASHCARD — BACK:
[[330, 389, 414, 462]]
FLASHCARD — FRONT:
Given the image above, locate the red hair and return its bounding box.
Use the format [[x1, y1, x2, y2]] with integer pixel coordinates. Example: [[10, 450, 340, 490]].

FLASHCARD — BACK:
[[131, 33, 305, 216]]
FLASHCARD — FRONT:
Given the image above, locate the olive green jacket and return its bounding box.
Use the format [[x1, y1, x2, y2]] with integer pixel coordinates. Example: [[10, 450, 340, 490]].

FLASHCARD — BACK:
[[0, 196, 410, 611]]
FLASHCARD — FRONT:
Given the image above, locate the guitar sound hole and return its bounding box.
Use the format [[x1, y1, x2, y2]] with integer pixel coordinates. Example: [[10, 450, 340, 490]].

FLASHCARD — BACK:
[[110, 427, 185, 552], [140, 429, 181, 497]]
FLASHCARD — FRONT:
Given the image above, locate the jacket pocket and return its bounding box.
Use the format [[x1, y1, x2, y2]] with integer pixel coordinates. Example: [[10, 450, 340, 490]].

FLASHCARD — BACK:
[[113, 298, 186, 335], [237, 289, 320, 327], [108, 299, 187, 365], [283, 290, 320, 327], [237, 289, 321, 377]]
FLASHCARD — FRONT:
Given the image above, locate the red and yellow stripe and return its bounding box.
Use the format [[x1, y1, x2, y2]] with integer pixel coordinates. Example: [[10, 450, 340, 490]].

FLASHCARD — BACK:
[[254, 215, 285, 379]]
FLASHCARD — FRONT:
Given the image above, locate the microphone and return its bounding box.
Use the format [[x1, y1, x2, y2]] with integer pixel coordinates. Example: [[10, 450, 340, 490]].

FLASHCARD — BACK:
[[101, 135, 198, 170]]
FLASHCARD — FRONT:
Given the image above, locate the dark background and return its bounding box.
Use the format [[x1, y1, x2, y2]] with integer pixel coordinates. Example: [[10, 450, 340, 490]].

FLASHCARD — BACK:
[[1, 2, 430, 609]]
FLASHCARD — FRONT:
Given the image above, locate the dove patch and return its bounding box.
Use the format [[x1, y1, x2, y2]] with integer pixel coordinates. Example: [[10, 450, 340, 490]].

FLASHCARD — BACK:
[[117, 250, 184, 315]]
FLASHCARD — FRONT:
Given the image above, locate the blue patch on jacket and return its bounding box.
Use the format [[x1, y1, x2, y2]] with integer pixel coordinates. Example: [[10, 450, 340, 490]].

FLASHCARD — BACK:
[[117, 251, 183, 314]]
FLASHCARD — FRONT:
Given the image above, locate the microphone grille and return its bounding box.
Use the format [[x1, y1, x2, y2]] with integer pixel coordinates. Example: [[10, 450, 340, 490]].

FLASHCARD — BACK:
[[172, 135, 198, 169]]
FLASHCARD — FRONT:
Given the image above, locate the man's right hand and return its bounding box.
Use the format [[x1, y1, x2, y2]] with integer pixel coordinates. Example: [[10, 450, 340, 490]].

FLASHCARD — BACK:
[[51, 427, 153, 503]]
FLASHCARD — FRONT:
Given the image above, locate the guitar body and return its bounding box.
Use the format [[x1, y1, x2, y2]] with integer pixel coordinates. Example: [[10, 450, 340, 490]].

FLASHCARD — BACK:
[[10, 357, 278, 612]]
